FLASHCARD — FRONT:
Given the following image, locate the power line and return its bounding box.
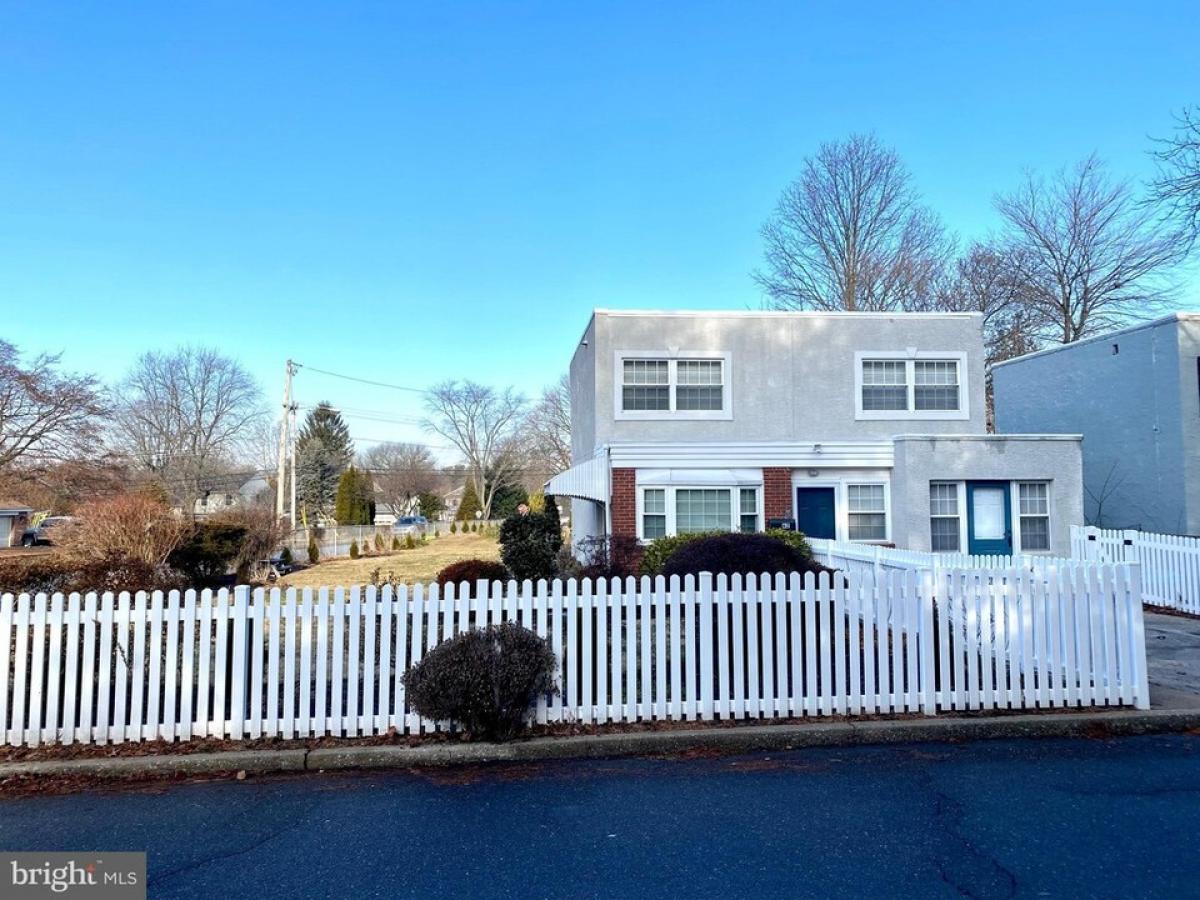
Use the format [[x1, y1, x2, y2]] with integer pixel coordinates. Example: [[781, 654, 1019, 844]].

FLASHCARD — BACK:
[[294, 363, 428, 395]]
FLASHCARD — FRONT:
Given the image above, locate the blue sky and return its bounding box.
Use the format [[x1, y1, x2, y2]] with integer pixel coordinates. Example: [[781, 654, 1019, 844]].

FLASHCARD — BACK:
[[3, 2, 1198, 455]]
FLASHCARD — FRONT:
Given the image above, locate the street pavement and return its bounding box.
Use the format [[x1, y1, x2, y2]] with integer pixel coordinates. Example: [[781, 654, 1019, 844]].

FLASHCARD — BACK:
[[2, 734, 1199, 899]]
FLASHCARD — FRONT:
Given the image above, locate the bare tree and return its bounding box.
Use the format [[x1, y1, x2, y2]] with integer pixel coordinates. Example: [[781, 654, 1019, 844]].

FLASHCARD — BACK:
[[423, 381, 527, 519], [112, 346, 266, 514], [1150, 106, 1200, 244], [0, 340, 107, 473], [359, 441, 439, 517], [523, 374, 571, 475], [995, 155, 1188, 343], [757, 133, 951, 311], [936, 243, 1044, 428]]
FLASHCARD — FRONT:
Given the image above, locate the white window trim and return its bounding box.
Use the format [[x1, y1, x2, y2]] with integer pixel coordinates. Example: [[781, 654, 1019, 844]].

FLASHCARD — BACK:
[[790, 471, 892, 544], [1013, 479, 1052, 555], [614, 350, 733, 421], [854, 350, 970, 421], [929, 481, 967, 553], [931, 480, 1053, 555], [635, 484, 761, 541]]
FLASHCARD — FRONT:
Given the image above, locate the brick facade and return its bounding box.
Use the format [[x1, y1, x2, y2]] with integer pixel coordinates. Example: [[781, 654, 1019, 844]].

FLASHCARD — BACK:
[[611, 468, 637, 538], [763, 467, 793, 522]]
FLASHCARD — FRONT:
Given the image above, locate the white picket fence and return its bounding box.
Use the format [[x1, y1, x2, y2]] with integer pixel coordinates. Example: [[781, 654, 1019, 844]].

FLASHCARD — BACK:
[[0, 565, 1149, 747], [1072, 526, 1200, 615], [810, 538, 1075, 579]]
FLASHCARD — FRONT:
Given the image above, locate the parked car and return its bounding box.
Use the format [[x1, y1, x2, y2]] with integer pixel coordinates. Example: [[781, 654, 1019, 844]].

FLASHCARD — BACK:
[[21, 516, 76, 547], [257, 552, 296, 583], [392, 515, 429, 536]]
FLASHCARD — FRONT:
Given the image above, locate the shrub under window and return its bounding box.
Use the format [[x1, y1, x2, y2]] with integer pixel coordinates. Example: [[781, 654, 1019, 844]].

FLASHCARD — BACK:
[[661, 532, 832, 581]]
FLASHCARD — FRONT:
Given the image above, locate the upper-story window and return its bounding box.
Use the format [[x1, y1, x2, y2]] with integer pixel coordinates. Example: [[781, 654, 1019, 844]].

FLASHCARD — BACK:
[[854, 351, 969, 420], [615, 352, 732, 420]]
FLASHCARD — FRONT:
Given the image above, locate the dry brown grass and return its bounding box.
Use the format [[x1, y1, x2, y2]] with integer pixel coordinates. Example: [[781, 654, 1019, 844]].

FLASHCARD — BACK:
[[279, 531, 500, 589]]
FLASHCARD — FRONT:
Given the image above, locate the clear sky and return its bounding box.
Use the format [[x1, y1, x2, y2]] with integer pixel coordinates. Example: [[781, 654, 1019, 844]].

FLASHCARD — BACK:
[[4, 2, 1198, 456]]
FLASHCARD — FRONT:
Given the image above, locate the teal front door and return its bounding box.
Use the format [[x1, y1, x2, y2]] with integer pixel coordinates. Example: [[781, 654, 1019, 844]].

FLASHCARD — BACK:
[[795, 487, 836, 539], [967, 481, 1012, 555]]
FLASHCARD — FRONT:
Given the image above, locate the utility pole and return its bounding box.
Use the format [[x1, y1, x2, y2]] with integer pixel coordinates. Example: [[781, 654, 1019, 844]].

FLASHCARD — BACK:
[[289, 403, 298, 528], [275, 359, 295, 522]]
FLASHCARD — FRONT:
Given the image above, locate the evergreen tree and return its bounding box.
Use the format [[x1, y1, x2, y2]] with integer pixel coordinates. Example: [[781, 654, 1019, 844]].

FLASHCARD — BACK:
[[334, 465, 375, 525], [490, 482, 529, 519], [296, 402, 353, 521], [456, 479, 481, 521], [417, 491, 444, 520]]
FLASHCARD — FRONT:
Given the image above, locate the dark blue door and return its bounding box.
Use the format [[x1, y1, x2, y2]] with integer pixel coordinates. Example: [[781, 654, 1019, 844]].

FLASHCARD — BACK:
[[795, 487, 836, 539], [967, 481, 1012, 555]]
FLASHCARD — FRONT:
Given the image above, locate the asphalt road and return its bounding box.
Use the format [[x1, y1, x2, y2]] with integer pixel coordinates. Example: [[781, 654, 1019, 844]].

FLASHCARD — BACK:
[[2, 735, 1199, 899]]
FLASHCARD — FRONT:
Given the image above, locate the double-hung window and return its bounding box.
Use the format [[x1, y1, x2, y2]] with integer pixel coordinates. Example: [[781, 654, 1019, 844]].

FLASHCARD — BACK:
[[621, 360, 670, 411], [847, 484, 887, 541], [856, 352, 968, 419], [1017, 482, 1050, 551], [641, 488, 667, 539], [929, 482, 961, 552], [617, 354, 729, 418]]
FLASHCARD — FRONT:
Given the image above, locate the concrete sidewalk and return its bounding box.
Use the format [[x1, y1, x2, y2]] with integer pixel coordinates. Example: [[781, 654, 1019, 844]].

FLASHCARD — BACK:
[[4, 611, 1200, 784]]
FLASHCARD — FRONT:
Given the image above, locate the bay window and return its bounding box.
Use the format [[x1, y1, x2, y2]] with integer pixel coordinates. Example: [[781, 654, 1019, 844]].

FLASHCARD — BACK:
[[637, 485, 761, 539]]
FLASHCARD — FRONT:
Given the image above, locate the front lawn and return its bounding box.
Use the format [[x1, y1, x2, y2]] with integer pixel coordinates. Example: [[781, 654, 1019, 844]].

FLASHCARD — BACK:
[[279, 531, 500, 589]]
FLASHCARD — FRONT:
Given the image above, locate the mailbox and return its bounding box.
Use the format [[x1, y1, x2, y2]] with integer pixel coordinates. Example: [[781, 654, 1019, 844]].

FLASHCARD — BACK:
[[766, 517, 796, 531]]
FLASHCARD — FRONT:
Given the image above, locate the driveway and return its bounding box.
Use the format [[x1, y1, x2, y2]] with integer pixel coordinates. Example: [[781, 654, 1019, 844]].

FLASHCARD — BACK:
[[1146, 611, 1200, 709], [2, 735, 1199, 898]]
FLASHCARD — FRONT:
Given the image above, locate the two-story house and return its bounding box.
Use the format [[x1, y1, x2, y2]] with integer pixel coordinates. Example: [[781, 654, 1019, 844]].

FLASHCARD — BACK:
[[994, 312, 1200, 535], [547, 309, 1083, 556]]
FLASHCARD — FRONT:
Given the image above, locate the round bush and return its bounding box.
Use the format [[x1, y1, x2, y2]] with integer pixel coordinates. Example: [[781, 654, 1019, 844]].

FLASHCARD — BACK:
[[661, 532, 832, 581], [435, 558, 510, 588], [403, 622, 558, 740]]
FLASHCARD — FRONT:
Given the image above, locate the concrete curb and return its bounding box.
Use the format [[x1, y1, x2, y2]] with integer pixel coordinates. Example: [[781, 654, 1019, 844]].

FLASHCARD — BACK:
[[3, 709, 1199, 781]]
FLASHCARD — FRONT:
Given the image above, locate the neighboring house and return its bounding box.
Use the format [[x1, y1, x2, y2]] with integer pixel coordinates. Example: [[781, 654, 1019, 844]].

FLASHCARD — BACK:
[[993, 313, 1200, 535], [0, 504, 32, 548], [547, 309, 1083, 556], [191, 475, 272, 518]]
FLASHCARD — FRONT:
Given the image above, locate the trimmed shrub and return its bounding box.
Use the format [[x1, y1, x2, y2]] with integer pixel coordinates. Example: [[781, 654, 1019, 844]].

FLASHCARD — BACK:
[[349, 540, 360, 559], [168, 519, 248, 586], [279, 547, 293, 567], [435, 558, 510, 588], [403, 533, 415, 550], [766, 528, 814, 559], [498, 506, 563, 581], [374, 533, 385, 552], [307, 538, 320, 565], [402, 622, 557, 740], [392, 536, 401, 551], [661, 532, 833, 581], [639, 531, 724, 576], [450, 522, 457, 534]]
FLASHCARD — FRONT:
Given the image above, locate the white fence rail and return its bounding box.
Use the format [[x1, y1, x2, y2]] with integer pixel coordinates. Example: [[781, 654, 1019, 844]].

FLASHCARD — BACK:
[[1072, 526, 1200, 615], [1, 566, 1149, 747], [810, 538, 1075, 579]]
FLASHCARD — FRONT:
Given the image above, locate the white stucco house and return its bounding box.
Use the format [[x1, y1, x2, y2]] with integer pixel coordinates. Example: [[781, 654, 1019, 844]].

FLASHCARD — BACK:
[[547, 309, 1084, 556]]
